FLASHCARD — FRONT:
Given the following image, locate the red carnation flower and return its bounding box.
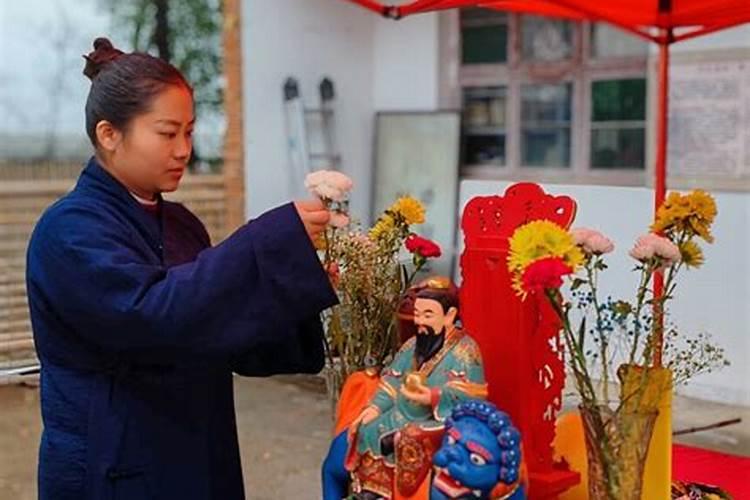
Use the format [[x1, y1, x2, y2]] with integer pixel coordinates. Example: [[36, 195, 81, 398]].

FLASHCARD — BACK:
[[405, 234, 442, 258], [521, 257, 573, 294]]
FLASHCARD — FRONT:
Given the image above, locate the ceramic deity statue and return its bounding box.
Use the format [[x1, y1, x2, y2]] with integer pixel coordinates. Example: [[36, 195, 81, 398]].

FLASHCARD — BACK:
[[323, 277, 489, 499], [431, 400, 527, 500]]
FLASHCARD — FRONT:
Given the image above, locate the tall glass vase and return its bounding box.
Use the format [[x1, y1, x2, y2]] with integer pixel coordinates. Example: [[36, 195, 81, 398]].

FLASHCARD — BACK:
[[579, 404, 658, 500]]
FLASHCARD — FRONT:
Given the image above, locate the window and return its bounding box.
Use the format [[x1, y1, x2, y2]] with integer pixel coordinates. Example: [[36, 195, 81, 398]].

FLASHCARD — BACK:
[[522, 18, 574, 62], [590, 79, 646, 169], [452, 9, 649, 183], [591, 24, 648, 59], [522, 83, 572, 167], [460, 8, 508, 64], [462, 87, 507, 166]]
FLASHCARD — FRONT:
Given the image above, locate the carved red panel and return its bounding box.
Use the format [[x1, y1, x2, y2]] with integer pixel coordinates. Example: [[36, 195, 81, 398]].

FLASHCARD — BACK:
[[459, 183, 580, 499]]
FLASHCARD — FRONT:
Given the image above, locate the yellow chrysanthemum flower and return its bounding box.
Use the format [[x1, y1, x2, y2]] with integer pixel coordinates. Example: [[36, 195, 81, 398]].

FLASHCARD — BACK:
[[389, 196, 425, 225], [511, 273, 525, 297], [679, 240, 704, 269], [369, 214, 396, 240], [652, 190, 717, 243], [507, 220, 584, 274]]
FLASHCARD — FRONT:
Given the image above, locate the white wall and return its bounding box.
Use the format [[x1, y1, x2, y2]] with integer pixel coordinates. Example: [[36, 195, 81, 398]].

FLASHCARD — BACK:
[[663, 24, 750, 53], [242, 0, 375, 219], [459, 180, 750, 407], [373, 13, 440, 111], [242, 3, 440, 219]]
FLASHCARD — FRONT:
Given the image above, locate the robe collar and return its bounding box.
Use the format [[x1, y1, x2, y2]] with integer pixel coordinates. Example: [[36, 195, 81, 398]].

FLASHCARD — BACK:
[[77, 156, 165, 259]]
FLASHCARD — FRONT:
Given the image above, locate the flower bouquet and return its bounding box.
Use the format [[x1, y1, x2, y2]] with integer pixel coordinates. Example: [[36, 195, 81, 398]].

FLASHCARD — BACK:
[[506, 190, 728, 500], [305, 170, 442, 402]]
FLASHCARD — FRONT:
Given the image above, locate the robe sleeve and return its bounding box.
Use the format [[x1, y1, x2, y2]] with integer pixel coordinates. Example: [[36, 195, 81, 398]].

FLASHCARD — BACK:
[[433, 337, 488, 421], [230, 315, 326, 376], [370, 338, 415, 413], [27, 201, 338, 362]]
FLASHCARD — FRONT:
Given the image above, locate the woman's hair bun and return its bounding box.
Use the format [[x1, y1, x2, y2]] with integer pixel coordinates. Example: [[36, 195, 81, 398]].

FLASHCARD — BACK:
[[83, 37, 124, 80]]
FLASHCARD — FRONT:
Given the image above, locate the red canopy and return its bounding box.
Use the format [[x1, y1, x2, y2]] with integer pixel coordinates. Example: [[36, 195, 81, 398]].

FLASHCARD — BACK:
[[349, 0, 750, 43]]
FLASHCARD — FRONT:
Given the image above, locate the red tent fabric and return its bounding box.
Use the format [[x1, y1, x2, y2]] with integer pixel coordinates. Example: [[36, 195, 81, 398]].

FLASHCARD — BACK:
[[348, 0, 750, 43]]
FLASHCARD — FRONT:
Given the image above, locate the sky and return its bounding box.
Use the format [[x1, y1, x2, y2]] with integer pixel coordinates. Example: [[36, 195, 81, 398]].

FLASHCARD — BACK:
[[0, 0, 114, 136], [0, 0, 223, 160]]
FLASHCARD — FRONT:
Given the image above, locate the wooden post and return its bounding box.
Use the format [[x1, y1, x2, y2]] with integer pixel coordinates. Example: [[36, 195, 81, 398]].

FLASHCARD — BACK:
[[222, 0, 246, 234]]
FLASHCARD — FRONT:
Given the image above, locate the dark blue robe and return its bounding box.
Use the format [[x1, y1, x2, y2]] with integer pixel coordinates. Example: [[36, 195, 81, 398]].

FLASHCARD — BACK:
[[26, 157, 338, 500]]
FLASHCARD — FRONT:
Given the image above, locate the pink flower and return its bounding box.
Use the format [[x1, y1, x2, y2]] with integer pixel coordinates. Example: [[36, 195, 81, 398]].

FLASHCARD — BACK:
[[571, 228, 597, 245], [587, 234, 615, 254], [629, 234, 681, 265], [305, 170, 353, 202], [571, 227, 614, 255], [521, 257, 573, 294], [329, 212, 350, 228]]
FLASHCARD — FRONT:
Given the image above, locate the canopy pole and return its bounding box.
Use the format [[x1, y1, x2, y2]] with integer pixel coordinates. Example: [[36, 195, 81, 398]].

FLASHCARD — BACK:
[[654, 37, 670, 211], [652, 30, 672, 367]]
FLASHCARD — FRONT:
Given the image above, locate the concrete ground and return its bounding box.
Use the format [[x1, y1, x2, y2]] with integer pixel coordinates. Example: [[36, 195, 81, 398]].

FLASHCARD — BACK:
[[0, 376, 747, 500]]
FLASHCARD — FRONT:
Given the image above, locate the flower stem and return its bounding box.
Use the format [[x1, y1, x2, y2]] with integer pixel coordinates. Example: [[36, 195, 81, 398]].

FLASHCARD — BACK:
[[586, 257, 609, 403]]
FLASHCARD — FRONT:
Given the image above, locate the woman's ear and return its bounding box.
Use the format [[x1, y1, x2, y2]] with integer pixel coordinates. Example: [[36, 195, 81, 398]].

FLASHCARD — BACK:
[[95, 120, 122, 152]]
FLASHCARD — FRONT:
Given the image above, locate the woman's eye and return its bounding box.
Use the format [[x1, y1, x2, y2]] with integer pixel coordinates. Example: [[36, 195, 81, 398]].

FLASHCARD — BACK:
[[469, 453, 486, 466], [160, 132, 177, 139], [186, 130, 194, 138]]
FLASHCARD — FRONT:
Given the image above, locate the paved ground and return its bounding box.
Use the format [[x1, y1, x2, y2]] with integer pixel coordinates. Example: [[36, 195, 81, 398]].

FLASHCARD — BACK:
[[0, 376, 747, 500]]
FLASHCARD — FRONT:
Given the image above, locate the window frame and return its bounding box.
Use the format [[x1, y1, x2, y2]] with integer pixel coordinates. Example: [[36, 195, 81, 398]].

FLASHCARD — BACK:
[[443, 11, 650, 187]]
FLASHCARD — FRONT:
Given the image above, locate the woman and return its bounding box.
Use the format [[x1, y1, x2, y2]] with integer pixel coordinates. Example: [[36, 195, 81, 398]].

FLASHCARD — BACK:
[[26, 38, 337, 500]]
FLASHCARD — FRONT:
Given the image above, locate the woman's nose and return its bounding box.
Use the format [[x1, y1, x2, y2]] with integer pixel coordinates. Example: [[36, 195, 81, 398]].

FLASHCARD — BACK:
[[174, 135, 192, 160]]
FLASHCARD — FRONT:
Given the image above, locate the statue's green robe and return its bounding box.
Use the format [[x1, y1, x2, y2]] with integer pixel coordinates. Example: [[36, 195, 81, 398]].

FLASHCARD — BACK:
[[355, 330, 487, 463]]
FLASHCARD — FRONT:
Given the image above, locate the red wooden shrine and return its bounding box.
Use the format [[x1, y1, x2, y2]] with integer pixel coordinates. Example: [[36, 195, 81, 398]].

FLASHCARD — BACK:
[[459, 182, 580, 498]]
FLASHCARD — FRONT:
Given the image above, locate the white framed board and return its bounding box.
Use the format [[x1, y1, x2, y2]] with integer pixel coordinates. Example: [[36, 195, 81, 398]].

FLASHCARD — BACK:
[[371, 111, 462, 276]]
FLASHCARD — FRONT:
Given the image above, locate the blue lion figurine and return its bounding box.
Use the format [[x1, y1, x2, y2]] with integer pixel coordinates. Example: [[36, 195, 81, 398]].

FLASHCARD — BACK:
[[431, 400, 527, 500]]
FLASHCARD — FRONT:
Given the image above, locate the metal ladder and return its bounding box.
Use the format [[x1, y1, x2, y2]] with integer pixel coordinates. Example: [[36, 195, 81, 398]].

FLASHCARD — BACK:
[[283, 77, 341, 179]]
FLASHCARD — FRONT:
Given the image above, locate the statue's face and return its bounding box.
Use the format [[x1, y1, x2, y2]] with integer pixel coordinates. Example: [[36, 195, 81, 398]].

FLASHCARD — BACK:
[[432, 417, 502, 498], [413, 297, 456, 336]]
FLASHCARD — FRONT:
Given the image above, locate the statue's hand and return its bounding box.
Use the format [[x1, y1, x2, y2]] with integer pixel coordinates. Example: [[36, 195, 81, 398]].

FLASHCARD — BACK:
[[399, 384, 432, 406]]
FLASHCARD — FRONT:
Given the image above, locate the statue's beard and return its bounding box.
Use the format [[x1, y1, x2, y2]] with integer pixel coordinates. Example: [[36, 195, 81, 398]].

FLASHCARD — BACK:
[[415, 326, 445, 368]]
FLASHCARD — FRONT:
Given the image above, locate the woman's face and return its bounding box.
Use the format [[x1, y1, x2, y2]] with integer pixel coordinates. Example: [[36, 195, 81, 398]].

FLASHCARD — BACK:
[[104, 85, 194, 199]]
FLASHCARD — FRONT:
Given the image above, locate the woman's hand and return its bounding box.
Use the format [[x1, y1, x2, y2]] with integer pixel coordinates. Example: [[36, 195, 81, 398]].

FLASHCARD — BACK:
[[294, 199, 330, 243]]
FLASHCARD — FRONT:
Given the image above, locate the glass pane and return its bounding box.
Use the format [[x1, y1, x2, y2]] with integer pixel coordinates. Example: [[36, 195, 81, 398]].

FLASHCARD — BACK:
[[462, 87, 507, 165], [522, 128, 571, 167], [521, 16, 573, 62], [521, 83, 572, 166], [592, 79, 646, 121], [522, 83, 572, 123], [591, 23, 648, 59], [461, 9, 508, 65], [463, 87, 506, 127], [591, 128, 645, 169], [461, 7, 507, 23], [463, 135, 506, 165], [462, 25, 507, 64]]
